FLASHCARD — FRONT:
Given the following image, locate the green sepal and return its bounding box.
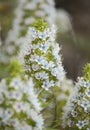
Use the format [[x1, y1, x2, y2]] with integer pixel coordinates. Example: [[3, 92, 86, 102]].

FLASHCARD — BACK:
[[31, 19, 48, 32]]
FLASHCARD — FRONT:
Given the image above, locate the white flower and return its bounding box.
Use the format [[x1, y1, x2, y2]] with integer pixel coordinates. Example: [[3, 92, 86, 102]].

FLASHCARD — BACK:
[[72, 95, 79, 103], [80, 99, 90, 111], [30, 54, 38, 62], [83, 119, 89, 126], [6, 91, 13, 99], [85, 88, 90, 97], [69, 103, 75, 111], [78, 93, 84, 98], [84, 82, 90, 88], [35, 73, 42, 80], [71, 110, 78, 117], [24, 65, 31, 72], [3, 109, 13, 122], [29, 27, 36, 34], [36, 56, 44, 64], [68, 120, 74, 127], [28, 28, 37, 41], [39, 43, 49, 52], [13, 102, 24, 113], [38, 31, 48, 40], [32, 64, 39, 71], [41, 60, 49, 69], [51, 66, 64, 80], [13, 91, 22, 100], [23, 45, 31, 56], [6, 91, 22, 101], [48, 61, 55, 69], [78, 77, 90, 88], [5, 109, 13, 117], [49, 80, 55, 87], [40, 71, 48, 80], [9, 77, 22, 89], [42, 80, 50, 90], [52, 43, 60, 57], [51, 67, 57, 76], [56, 66, 65, 80], [10, 118, 20, 127], [42, 80, 55, 90], [76, 120, 84, 129], [48, 25, 56, 41]]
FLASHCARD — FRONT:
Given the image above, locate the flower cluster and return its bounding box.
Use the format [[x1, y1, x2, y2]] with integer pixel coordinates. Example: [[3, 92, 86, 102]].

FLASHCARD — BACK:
[[62, 64, 90, 130], [5, 0, 56, 56], [20, 0, 56, 28], [20, 19, 65, 91], [0, 0, 26, 79], [1, 0, 26, 61], [0, 61, 44, 130], [0, 0, 56, 79]]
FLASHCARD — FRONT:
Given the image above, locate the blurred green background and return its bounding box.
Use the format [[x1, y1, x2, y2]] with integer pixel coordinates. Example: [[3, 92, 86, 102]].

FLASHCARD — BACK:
[[0, 0, 90, 81]]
